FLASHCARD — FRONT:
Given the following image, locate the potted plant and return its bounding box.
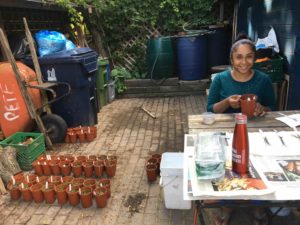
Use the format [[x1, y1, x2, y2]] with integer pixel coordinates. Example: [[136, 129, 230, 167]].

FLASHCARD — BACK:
[[71, 160, 83, 178], [77, 155, 87, 162], [19, 182, 32, 202], [68, 131, 77, 144], [72, 177, 85, 188], [55, 183, 68, 205], [93, 160, 104, 178], [24, 174, 37, 184], [42, 182, 56, 204], [85, 128, 94, 142], [79, 186, 93, 208], [151, 153, 161, 175], [83, 161, 93, 178], [76, 129, 85, 143], [30, 183, 44, 203], [98, 179, 111, 198], [146, 164, 157, 182], [49, 159, 61, 175], [88, 155, 97, 161], [64, 155, 75, 163], [66, 184, 80, 206], [36, 176, 48, 185], [7, 179, 21, 200], [32, 160, 43, 176], [83, 179, 96, 190], [62, 176, 74, 185], [105, 160, 117, 178], [94, 187, 108, 208], [59, 161, 71, 176], [47, 176, 62, 186], [41, 160, 52, 176]]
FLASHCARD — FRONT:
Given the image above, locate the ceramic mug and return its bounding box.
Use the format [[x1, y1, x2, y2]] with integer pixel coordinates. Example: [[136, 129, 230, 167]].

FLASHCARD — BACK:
[[240, 94, 257, 118]]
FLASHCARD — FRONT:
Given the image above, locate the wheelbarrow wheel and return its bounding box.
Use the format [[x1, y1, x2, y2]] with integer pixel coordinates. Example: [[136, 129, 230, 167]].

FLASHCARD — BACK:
[[41, 114, 67, 143]]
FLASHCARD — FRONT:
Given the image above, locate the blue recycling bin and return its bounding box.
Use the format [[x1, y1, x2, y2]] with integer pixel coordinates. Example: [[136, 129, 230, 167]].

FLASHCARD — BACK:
[[23, 48, 99, 127]]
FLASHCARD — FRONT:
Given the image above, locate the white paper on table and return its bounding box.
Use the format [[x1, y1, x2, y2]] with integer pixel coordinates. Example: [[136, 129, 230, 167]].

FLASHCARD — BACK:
[[275, 114, 300, 128]]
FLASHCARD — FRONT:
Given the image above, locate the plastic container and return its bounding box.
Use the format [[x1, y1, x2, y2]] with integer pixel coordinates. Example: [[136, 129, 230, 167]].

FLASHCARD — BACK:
[[23, 48, 99, 127], [96, 58, 108, 110], [0, 62, 42, 138], [107, 80, 115, 103], [177, 33, 209, 80], [146, 37, 175, 79], [0, 132, 46, 170], [160, 152, 191, 210]]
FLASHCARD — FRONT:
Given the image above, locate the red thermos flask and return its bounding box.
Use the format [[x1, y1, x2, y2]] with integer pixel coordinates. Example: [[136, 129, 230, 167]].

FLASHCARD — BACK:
[[232, 114, 249, 174]]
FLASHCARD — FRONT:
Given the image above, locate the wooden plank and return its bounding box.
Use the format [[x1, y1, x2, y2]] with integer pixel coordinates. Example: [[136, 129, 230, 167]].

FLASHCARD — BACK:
[[23, 17, 51, 114], [0, 28, 54, 150]]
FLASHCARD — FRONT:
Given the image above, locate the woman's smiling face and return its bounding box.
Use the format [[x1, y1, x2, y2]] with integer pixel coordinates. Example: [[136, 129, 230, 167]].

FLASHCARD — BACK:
[[231, 44, 255, 75]]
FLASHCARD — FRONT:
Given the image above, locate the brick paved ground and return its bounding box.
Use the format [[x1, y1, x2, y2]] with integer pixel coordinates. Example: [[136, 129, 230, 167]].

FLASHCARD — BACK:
[[0, 96, 207, 225], [1, 96, 299, 225]]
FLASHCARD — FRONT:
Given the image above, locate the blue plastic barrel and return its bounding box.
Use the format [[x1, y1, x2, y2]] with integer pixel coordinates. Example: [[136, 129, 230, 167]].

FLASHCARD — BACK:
[[177, 34, 208, 80], [208, 26, 230, 68]]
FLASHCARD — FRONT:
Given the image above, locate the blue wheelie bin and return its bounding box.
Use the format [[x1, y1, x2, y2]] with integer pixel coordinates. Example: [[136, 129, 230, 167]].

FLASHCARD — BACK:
[[23, 48, 99, 127]]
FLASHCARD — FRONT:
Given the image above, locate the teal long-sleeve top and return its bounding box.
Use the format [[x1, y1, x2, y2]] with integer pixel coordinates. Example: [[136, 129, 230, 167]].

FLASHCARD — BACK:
[[207, 69, 276, 113]]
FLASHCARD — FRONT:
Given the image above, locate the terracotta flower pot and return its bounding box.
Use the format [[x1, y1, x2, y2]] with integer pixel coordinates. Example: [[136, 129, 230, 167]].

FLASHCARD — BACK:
[[59, 161, 72, 176], [83, 179, 96, 190], [90, 126, 97, 138], [37, 154, 46, 161], [146, 164, 157, 182], [98, 179, 111, 198], [88, 155, 97, 161], [151, 154, 161, 175], [107, 155, 118, 164], [72, 178, 85, 188], [19, 182, 32, 202], [24, 174, 37, 184], [64, 155, 75, 163], [97, 155, 107, 161], [32, 160, 43, 176], [94, 187, 108, 208], [49, 159, 61, 175], [36, 176, 48, 185], [13, 172, 25, 183], [47, 176, 62, 186], [55, 155, 65, 161], [71, 161, 83, 178], [66, 185, 80, 206], [62, 176, 74, 185], [76, 155, 87, 163], [83, 161, 94, 178], [105, 160, 117, 178], [85, 132, 94, 142], [93, 161, 104, 178], [79, 186, 93, 208], [42, 183, 56, 204], [77, 130, 85, 143], [41, 160, 52, 176], [240, 94, 257, 119], [7, 182, 21, 200], [30, 183, 44, 203], [55, 183, 68, 205], [68, 132, 77, 144]]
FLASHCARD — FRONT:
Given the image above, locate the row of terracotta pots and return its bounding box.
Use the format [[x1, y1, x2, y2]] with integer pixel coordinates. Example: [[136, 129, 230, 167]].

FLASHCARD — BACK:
[[32, 154, 117, 178], [146, 154, 161, 182], [65, 126, 97, 143], [7, 176, 111, 208]]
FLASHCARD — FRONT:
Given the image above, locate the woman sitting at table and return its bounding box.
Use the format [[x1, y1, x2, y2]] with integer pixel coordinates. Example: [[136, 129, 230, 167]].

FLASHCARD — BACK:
[[207, 34, 276, 115], [206, 34, 276, 225]]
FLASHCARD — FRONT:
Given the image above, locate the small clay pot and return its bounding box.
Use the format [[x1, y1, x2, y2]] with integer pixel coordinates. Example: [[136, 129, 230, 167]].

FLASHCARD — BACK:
[[77, 131, 85, 143], [66, 185, 80, 206], [61, 176, 74, 185], [85, 132, 94, 142], [105, 160, 117, 178], [146, 164, 157, 182], [72, 178, 85, 188], [71, 161, 83, 178], [83, 179, 96, 190], [55, 183, 68, 205], [76, 155, 87, 163], [98, 179, 111, 198], [19, 182, 32, 202], [42, 183, 56, 204], [7, 182, 21, 200], [93, 161, 104, 178], [64, 155, 75, 163], [13, 172, 25, 183], [49, 159, 61, 175], [30, 183, 44, 203], [24, 174, 37, 184], [88, 155, 97, 161], [107, 155, 117, 164], [41, 160, 52, 176], [94, 187, 107, 208], [83, 161, 94, 178], [97, 155, 107, 161], [32, 160, 43, 176], [151, 154, 161, 175], [79, 186, 93, 208], [91, 126, 97, 138], [68, 132, 77, 144], [47, 176, 62, 186], [59, 161, 72, 176]]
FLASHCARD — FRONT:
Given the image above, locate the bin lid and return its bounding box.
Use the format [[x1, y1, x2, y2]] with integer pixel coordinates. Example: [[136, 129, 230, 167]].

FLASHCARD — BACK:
[[38, 47, 97, 61], [160, 152, 184, 176]]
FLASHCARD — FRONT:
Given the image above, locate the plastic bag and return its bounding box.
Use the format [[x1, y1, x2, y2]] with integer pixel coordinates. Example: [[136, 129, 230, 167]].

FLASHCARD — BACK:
[[8, 34, 32, 59], [35, 30, 67, 56], [66, 39, 76, 50], [255, 26, 279, 53]]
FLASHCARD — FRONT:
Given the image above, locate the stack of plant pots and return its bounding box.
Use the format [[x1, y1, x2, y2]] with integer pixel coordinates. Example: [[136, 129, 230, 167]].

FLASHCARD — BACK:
[[65, 126, 97, 144], [145, 153, 161, 182]]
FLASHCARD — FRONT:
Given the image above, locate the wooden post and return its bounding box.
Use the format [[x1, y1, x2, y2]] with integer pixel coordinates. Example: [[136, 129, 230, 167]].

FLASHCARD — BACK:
[[23, 17, 51, 114], [0, 28, 54, 149]]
